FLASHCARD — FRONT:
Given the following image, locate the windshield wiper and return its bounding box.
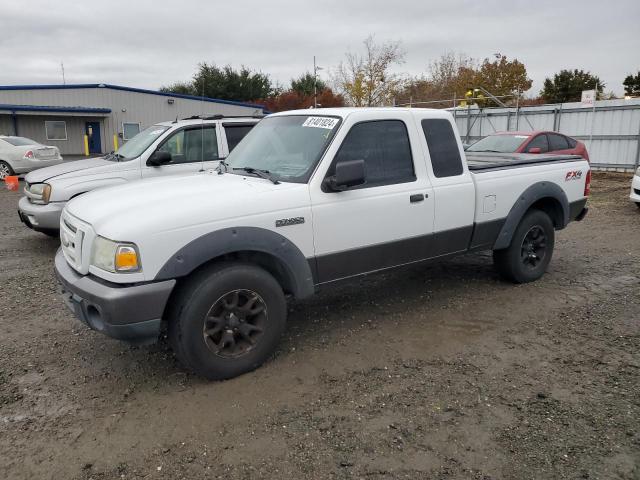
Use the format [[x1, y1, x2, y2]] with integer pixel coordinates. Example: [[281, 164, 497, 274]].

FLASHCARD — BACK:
[[104, 152, 125, 161], [232, 167, 280, 185]]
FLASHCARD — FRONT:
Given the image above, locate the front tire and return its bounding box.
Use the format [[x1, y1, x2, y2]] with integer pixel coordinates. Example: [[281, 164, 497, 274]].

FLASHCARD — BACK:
[[493, 209, 555, 283], [168, 262, 287, 380], [0, 161, 14, 180]]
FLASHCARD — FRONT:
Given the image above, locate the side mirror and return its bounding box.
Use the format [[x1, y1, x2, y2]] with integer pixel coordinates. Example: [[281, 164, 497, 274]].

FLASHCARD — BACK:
[[326, 159, 366, 191], [528, 147, 542, 154], [146, 151, 172, 166]]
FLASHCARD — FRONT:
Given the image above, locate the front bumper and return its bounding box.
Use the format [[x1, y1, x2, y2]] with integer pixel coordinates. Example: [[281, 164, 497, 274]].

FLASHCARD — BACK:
[[18, 196, 64, 232], [54, 249, 176, 344], [631, 174, 640, 203]]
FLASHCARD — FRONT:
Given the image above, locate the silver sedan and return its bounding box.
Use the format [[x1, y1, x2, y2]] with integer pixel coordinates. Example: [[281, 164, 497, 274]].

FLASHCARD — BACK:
[[0, 136, 63, 179]]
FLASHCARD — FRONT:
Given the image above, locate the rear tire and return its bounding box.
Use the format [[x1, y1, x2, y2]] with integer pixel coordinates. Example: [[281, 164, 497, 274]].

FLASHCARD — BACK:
[[493, 209, 555, 283], [168, 262, 287, 380], [0, 161, 14, 180]]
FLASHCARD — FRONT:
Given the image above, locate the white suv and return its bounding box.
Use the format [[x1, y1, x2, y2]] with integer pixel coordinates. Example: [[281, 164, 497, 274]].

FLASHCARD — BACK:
[[18, 116, 259, 236]]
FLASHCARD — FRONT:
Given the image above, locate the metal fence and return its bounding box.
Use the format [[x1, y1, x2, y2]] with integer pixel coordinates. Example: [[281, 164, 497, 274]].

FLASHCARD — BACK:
[[446, 98, 640, 171]]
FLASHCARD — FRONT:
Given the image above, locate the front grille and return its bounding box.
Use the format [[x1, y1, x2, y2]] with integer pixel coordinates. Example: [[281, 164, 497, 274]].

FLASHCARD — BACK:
[[634, 188, 640, 196], [60, 213, 84, 272]]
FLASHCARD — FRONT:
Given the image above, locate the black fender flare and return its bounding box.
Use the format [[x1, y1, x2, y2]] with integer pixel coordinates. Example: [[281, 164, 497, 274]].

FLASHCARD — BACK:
[[493, 181, 569, 250], [154, 227, 315, 299]]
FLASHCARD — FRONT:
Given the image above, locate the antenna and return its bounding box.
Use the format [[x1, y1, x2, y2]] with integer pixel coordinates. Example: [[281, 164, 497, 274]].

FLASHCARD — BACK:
[[61, 61, 66, 85], [199, 77, 205, 172]]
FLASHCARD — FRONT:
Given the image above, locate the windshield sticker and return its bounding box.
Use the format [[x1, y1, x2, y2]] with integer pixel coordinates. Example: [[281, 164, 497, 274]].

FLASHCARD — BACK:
[[302, 117, 339, 129], [150, 129, 165, 136]]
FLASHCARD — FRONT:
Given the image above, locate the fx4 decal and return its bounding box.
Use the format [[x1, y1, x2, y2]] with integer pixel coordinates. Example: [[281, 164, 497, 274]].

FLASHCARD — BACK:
[[565, 170, 583, 181], [275, 217, 305, 228]]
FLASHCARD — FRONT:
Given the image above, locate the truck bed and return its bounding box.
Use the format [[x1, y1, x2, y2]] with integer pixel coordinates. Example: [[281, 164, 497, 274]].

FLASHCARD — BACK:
[[466, 152, 584, 172]]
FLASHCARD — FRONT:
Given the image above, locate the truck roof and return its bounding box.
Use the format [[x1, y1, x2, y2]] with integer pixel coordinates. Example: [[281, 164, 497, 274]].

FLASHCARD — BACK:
[[154, 117, 262, 127], [269, 107, 453, 120]]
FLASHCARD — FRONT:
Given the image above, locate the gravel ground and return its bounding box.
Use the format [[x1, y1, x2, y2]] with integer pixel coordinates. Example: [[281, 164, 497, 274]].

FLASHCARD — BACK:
[[0, 172, 638, 480]]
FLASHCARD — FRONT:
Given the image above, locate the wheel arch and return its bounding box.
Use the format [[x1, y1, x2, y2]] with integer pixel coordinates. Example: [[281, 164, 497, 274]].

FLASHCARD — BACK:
[[154, 227, 315, 300], [493, 182, 569, 250]]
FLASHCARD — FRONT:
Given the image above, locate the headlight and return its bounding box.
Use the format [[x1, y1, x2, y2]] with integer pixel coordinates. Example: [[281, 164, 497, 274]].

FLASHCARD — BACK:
[[90, 236, 141, 273], [29, 183, 52, 204]]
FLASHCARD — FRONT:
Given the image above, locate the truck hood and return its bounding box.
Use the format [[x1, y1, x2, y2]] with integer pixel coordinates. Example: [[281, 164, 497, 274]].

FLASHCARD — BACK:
[[65, 170, 309, 240], [25, 156, 130, 183]]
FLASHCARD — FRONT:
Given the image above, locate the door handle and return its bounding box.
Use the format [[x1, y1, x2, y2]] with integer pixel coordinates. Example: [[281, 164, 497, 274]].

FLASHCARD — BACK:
[[409, 194, 425, 203]]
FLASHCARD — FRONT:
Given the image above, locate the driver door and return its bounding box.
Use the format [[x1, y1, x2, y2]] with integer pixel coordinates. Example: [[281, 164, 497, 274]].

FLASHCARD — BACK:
[[142, 125, 222, 178]]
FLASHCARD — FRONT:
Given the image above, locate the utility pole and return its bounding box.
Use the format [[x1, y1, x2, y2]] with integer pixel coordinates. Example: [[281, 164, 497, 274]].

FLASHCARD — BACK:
[[313, 56, 323, 108], [61, 61, 66, 85]]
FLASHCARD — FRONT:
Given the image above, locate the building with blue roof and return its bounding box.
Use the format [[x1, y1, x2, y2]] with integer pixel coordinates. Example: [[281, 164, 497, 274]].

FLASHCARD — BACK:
[[0, 84, 267, 155]]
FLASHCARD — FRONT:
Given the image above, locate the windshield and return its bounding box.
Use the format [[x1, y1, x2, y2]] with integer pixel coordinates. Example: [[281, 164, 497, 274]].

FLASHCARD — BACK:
[[224, 115, 341, 183], [466, 134, 530, 153], [113, 125, 170, 160], [3, 136, 39, 146]]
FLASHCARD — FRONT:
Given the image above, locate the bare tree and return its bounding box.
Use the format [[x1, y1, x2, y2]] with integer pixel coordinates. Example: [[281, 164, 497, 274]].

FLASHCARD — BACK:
[[334, 35, 405, 107]]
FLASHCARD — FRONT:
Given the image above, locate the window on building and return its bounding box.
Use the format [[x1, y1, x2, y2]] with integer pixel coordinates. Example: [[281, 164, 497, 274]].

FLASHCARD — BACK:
[[330, 120, 415, 188], [45, 121, 67, 140], [123, 122, 141, 140], [421, 119, 464, 177], [158, 127, 219, 164]]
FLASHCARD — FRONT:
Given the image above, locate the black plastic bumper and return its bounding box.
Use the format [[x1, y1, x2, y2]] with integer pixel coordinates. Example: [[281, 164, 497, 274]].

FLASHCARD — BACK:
[[54, 249, 175, 344]]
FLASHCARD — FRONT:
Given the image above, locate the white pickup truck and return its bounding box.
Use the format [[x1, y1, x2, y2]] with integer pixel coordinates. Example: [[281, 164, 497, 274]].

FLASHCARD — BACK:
[[18, 116, 259, 236], [54, 108, 590, 380]]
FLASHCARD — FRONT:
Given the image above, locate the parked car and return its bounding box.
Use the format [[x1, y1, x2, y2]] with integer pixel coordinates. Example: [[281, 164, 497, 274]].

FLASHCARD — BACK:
[[55, 108, 590, 380], [0, 136, 63, 179], [466, 131, 589, 160], [18, 116, 259, 236], [631, 166, 640, 209]]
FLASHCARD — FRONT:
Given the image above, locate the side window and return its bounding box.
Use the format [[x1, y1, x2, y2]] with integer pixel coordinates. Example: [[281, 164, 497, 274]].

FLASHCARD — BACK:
[[526, 134, 549, 153], [158, 127, 218, 164], [548, 133, 569, 151], [566, 136, 577, 148], [224, 124, 254, 152], [331, 120, 415, 188], [420, 119, 463, 177]]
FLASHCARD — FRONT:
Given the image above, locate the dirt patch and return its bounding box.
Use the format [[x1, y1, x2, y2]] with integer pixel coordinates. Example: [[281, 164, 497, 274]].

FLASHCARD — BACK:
[[1, 172, 638, 479]]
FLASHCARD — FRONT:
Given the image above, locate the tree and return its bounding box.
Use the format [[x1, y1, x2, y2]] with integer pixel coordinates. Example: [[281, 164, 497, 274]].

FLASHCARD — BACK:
[[159, 81, 194, 95], [334, 35, 405, 106], [396, 52, 531, 107], [255, 88, 344, 113], [623, 71, 640, 97], [541, 69, 604, 103], [161, 63, 275, 101], [291, 72, 326, 97], [476, 54, 532, 98]]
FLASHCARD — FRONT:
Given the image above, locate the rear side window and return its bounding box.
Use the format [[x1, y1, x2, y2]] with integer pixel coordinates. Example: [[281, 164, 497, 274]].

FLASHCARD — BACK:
[[566, 136, 577, 148], [224, 124, 254, 152], [158, 126, 218, 163], [526, 134, 549, 153], [332, 120, 415, 188], [421, 119, 463, 177], [548, 133, 569, 151]]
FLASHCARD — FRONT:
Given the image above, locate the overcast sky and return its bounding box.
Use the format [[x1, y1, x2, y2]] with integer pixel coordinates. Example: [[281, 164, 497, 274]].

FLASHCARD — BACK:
[[1, 0, 638, 98]]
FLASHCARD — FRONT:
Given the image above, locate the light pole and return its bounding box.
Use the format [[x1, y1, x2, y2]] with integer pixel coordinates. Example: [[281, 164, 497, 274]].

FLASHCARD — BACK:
[[313, 56, 323, 108]]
